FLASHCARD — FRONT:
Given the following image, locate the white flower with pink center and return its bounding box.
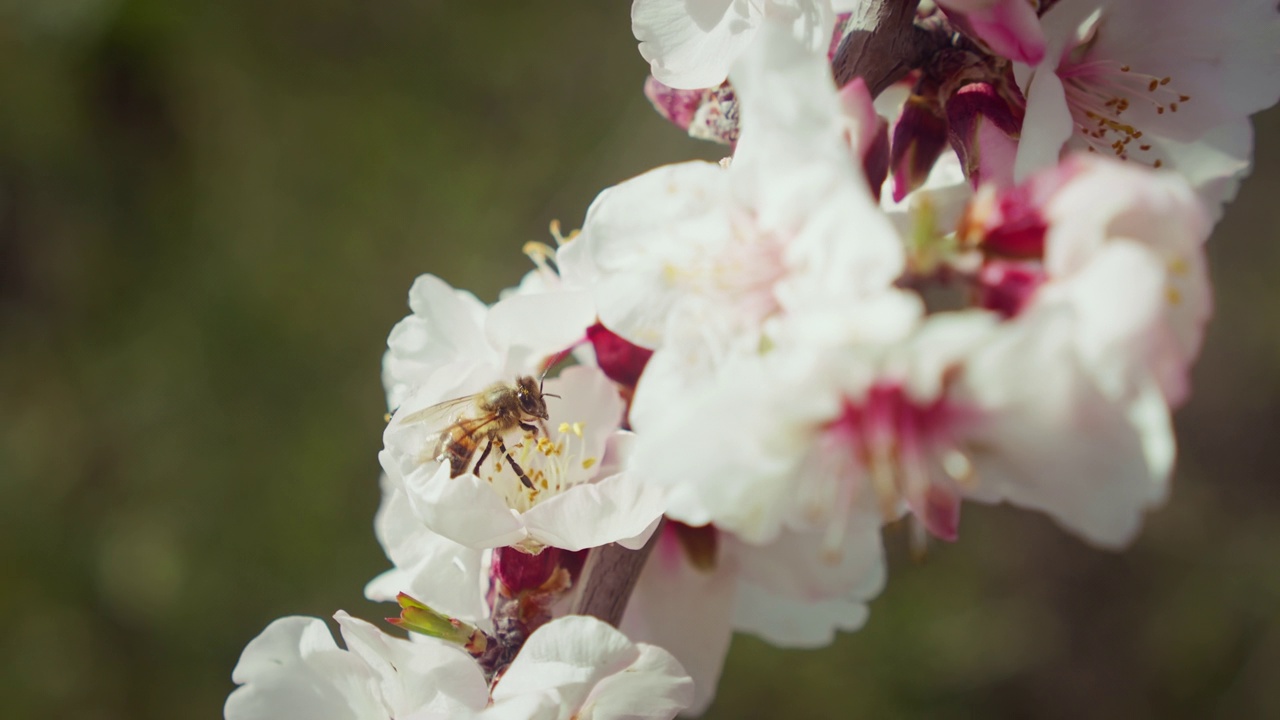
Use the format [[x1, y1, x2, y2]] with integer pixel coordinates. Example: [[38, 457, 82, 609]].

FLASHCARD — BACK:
[[968, 153, 1212, 406], [1014, 0, 1280, 213], [564, 21, 911, 430], [379, 274, 664, 555], [634, 301, 1175, 589]]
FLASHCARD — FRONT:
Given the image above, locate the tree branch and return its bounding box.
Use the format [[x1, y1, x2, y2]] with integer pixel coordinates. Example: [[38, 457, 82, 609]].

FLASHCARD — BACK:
[[833, 0, 940, 97], [570, 519, 665, 627]]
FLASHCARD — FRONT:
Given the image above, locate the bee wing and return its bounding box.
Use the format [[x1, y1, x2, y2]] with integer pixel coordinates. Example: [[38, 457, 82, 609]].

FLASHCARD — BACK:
[[392, 394, 478, 430]]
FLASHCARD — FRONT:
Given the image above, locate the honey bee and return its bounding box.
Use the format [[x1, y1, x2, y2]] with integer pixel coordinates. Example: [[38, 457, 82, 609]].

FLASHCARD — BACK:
[[394, 376, 556, 490]]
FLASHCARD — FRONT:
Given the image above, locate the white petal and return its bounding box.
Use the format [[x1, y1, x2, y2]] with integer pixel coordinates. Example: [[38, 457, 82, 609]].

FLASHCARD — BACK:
[[225, 617, 377, 720], [493, 615, 693, 719], [1013, 67, 1072, 182], [521, 472, 667, 552], [572, 161, 733, 349], [335, 612, 490, 716], [491, 616, 636, 707], [1087, 0, 1280, 133], [365, 479, 489, 622], [384, 274, 493, 408], [734, 520, 886, 606], [632, 0, 762, 89], [1146, 119, 1254, 220], [622, 527, 736, 715], [230, 617, 338, 686], [486, 289, 596, 361], [405, 463, 528, 549], [578, 644, 695, 720], [961, 307, 1173, 547], [732, 584, 869, 648]]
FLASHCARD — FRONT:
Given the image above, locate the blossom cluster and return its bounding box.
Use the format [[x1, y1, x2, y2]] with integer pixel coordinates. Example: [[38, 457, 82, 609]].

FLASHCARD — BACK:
[[227, 1, 1280, 717]]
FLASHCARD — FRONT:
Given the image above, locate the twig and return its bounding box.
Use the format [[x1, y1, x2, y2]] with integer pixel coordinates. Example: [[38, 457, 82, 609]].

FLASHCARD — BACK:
[[833, 0, 941, 97], [570, 519, 666, 627]]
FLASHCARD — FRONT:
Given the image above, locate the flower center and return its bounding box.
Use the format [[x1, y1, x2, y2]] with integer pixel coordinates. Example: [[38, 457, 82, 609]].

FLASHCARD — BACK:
[[812, 382, 976, 555], [477, 421, 598, 514], [1058, 57, 1191, 168], [661, 214, 787, 328]]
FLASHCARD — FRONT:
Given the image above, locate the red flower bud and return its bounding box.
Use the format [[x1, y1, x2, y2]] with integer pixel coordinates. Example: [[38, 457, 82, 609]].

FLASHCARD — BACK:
[[890, 93, 950, 202], [587, 322, 654, 388]]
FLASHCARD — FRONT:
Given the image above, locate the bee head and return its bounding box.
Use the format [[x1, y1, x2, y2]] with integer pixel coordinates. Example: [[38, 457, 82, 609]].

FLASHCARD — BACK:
[[515, 375, 549, 419]]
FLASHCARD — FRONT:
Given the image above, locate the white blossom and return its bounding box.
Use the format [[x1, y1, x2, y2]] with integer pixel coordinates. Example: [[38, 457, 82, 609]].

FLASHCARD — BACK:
[[224, 613, 489, 720], [226, 614, 693, 720], [1013, 0, 1280, 214], [564, 21, 913, 432], [382, 364, 665, 553]]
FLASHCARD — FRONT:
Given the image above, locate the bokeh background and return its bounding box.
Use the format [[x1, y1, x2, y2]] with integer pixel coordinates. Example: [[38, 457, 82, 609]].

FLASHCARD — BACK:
[[2, 1, 1278, 718]]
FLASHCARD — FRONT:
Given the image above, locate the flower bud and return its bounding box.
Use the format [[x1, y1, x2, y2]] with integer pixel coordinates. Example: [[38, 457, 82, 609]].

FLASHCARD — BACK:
[[643, 76, 707, 134], [945, 81, 1022, 189], [492, 545, 586, 596], [890, 92, 950, 202], [838, 77, 891, 200], [643, 76, 739, 145], [587, 322, 654, 388], [388, 593, 489, 656], [977, 260, 1046, 317]]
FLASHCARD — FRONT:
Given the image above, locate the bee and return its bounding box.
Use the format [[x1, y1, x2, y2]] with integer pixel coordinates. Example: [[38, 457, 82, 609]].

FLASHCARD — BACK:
[[393, 375, 556, 491]]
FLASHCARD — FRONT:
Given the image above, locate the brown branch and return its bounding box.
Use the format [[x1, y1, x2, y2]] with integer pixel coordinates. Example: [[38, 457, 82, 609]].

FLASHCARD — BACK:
[[833, 0, 942, 97], [570, 519, 665, 627]]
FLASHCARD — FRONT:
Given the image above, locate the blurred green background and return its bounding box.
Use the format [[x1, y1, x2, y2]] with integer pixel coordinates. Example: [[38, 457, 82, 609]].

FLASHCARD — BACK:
[[1, 1, 1278, 718]]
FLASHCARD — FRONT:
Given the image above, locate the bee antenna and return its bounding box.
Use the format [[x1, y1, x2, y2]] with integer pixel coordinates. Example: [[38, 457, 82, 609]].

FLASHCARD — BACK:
[[543, 393, 561, 400], [537, 347, 576, 390]]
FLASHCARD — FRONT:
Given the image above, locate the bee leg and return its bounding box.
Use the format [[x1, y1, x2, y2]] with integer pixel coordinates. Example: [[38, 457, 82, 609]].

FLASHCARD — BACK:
[[472, 437, 495, 476], [494, 435, 536, 491], [519, 421, 539, 435]]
